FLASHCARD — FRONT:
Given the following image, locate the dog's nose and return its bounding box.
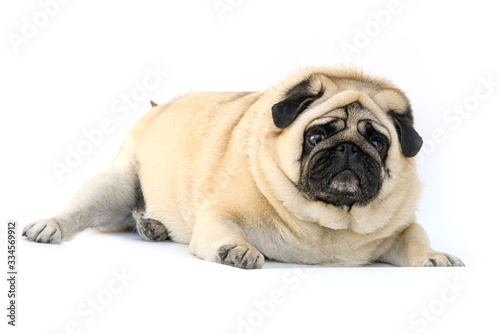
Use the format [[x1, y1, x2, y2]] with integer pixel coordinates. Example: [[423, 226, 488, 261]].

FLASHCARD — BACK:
[[335, 143, 359, 158], [335, 142, 360, 166]]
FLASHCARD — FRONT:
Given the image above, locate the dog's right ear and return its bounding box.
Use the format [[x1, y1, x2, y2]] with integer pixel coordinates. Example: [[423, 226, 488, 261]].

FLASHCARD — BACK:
[[272, 78, 323, 129]]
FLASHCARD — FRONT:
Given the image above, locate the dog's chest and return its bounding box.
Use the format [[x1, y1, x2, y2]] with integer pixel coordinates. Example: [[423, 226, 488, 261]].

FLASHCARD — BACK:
[[243, 219, 376, 266]]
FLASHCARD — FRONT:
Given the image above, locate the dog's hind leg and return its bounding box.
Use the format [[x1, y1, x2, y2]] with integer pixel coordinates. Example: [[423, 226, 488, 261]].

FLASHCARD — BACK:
[[132, 210, 169, 241], [23, 144, 140, 244]]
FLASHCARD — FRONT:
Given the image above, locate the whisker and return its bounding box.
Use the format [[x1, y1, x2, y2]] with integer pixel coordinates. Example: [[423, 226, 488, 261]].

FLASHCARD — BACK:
[[286, 188, 302, 207]]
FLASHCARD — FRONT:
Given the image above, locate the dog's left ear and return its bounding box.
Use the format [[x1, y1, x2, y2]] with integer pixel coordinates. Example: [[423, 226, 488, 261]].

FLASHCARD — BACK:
[[388, 110, 423, 158], [272, 79, 323, 129]]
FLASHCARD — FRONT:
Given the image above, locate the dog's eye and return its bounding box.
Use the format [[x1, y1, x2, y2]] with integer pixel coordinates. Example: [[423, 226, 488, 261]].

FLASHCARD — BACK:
[[306, 131, 326, 147], [370, 140, 384, 151]]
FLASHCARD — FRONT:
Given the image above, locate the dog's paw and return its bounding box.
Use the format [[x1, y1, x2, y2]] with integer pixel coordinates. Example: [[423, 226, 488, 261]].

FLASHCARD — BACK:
[[415, 252, 465, 267], [133, 211, 168, 242], [22, 219, 62, 244], [137, 219, 169, 241], [217, 244, 264, 269]]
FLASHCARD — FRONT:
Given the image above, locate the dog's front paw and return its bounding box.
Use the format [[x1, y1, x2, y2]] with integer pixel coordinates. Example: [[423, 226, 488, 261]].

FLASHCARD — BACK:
[[217, 244, 264, 269], [22, 219, 62, 244], [413, 251, 465, 267]]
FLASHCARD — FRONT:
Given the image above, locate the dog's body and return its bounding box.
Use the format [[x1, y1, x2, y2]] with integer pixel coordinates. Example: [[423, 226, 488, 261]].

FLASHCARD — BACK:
[[23, 66, 464, 268]]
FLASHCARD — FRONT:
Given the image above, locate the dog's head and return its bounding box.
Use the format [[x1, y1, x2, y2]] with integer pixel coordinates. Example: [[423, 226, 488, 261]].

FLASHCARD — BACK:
[[271, 71, 423, 209]]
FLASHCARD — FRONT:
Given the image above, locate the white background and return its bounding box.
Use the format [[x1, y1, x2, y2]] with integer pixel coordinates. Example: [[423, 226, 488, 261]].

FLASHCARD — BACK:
[[1, 0, 499, 333]]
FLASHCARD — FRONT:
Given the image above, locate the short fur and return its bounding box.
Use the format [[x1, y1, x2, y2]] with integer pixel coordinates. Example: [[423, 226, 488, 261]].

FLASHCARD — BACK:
[[23, 66, 464, 268]]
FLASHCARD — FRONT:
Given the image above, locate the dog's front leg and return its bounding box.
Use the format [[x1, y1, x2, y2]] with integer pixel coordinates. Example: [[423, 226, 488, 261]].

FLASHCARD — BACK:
[[377, 222, 465, 267], [189, 212, 264, 269]]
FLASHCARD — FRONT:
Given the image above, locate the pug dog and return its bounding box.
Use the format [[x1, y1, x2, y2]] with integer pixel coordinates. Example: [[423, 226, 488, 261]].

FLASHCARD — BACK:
[[23, 66, 464, 269]]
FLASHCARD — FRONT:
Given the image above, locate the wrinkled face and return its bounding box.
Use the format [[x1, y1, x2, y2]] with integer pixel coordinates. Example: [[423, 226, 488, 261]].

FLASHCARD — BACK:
[[298, 102, 389, 207], [271, 74, 423, 209]]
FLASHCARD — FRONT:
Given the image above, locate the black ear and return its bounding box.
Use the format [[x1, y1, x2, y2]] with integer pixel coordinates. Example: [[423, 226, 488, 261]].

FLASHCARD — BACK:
[[272, 79, 323, 129], [388, 110, 423, 158]]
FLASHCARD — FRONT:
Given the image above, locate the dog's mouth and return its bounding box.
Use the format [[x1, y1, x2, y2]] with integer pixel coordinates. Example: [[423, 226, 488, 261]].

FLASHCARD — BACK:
[[330, 170, 360, 193], [299, 147, 382, 207]]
